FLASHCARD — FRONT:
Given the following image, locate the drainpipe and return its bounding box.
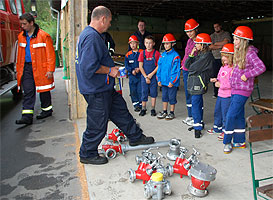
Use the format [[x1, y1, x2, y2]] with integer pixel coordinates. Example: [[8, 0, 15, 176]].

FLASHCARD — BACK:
[[50, 7, 60, 51]]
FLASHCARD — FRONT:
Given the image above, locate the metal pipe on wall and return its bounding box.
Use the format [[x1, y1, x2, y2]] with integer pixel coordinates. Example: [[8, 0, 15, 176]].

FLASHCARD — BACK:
[[50, 7, 60, 51]]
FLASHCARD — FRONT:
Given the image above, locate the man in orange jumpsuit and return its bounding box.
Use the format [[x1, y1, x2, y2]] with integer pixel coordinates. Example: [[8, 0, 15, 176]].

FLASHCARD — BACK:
[[16, 13, 56, 125]]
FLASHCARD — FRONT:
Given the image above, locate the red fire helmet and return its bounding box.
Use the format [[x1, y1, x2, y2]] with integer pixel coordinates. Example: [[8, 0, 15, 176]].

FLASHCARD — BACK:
[[232, 26, 253, 40], [195, 33, 212, 44], [220, 43, 234, 54], [185, 19, 199, 32], [162, 33, 176, 43], [128, 35, 139, 43]]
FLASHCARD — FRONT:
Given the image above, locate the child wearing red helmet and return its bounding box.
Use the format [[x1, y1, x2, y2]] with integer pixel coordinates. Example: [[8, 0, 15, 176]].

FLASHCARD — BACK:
[[156, 33, 181, 120], [185, 33, 214, 138], [223, 26, 266, 154], [125, 35, 144, 112], [181, 19, 199, 126], [207, 43, 234, 140]]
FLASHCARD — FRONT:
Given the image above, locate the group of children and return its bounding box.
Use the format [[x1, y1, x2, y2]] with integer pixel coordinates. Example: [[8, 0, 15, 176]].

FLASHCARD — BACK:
[[124, 19, 266, 154]]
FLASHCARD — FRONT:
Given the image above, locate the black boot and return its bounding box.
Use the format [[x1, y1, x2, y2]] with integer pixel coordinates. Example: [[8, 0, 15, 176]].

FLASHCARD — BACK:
[[15, 117, 33, 125], [195, 130, 201, 138], [80, 155, 108, 165], [36, 111, 53, 119]]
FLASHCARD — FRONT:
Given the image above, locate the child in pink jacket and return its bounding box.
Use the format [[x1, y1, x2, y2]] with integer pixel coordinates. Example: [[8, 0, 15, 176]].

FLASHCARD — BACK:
[[208, 44, 234, 140]]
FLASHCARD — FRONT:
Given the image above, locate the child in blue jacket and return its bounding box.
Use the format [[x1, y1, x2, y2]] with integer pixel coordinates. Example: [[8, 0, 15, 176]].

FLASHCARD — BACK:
[[157, 34, 181, 120], [125, 35, 143, 112]]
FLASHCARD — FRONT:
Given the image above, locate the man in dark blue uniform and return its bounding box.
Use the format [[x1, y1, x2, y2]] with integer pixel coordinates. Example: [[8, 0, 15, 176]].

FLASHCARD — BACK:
[[129, 19, 152, 51], [75, 6, 155, 165]]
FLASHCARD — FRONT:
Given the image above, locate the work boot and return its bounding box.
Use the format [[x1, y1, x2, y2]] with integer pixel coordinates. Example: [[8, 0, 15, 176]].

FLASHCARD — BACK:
[[36, 111, 53, 119], [15, 117, 33, 125], [80, 155, 108, 165], [129, 134, 155, 146], [195, 130, 201, 138]]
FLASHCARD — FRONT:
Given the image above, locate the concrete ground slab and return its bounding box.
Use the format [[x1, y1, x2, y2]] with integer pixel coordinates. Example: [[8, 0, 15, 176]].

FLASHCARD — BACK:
[[0, 69, 84, 199], [76, 71, 273, 200]]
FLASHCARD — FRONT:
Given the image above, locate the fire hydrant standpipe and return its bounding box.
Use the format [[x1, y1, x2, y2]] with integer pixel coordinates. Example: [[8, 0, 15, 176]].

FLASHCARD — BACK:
[[102, 140, 172, 159], [144, 172, 171, 200]]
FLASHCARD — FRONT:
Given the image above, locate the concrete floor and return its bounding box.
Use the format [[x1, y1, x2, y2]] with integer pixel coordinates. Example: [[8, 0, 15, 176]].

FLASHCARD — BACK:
[[76, 71, 273, 200], [0, 69, 83, 199]]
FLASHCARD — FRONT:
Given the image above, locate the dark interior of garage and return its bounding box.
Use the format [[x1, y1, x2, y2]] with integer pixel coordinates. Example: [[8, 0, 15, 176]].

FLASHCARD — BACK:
[[51, 0, 273, 70]]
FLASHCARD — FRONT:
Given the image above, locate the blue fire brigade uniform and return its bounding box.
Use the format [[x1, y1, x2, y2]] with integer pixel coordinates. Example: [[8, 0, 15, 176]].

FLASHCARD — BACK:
[[141, 50, 158, 101], [157, 49, 181, 105], [185, 52, 214, 130], [213, 97, 231, 133], [223, 94, 248, 144], [75, 26, 143, 159], [125, 49, 142, 109]]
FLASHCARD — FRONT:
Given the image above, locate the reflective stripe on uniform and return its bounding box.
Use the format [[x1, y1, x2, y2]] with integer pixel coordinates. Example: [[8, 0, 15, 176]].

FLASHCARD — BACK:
[[234, 129, 245, 133], [213, 125, 222, 129], [133, 102, 139, 106], [36, 82, 55, 91], [41, 105, 53, 111], [193, 123, 203, 127], [224, 130, 234, 134], [186, 104, 192, 107], [33, 43, 46, 48], [19, 43, 26, 47], [22, 109, 34, 114], [198, 75, 206, 89]]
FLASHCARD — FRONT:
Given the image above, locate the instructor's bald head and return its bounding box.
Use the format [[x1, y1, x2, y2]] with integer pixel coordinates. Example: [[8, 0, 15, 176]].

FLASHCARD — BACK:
[[91, 6, 111, 20]]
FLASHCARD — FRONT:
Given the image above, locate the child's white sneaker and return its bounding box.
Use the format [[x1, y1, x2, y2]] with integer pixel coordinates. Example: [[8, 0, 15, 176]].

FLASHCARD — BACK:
[[218, 132, 224, 141], [233, 142, 246, 149], [207, 128, 216, 134], [182, 117, 194, 126], [224, 144, 232, 154], [157, 111, 167, 119], [165, 113, 175, 120]]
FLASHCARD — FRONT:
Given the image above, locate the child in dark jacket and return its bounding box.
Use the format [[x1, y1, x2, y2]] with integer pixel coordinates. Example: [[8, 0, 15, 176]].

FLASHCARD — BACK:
[[125, 35, 143, 112], [185, 33, 214, 138]]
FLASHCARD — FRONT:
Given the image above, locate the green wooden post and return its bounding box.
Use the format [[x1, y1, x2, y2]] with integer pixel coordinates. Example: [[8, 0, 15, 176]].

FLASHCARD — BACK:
[[249, 142, 258, 200]]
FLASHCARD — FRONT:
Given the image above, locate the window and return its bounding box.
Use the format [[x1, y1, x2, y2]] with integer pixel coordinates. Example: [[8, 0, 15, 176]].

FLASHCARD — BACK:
[[16, 0, 22, 16], [0, 0, 6, 11], [9, 0, 17, 14]]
